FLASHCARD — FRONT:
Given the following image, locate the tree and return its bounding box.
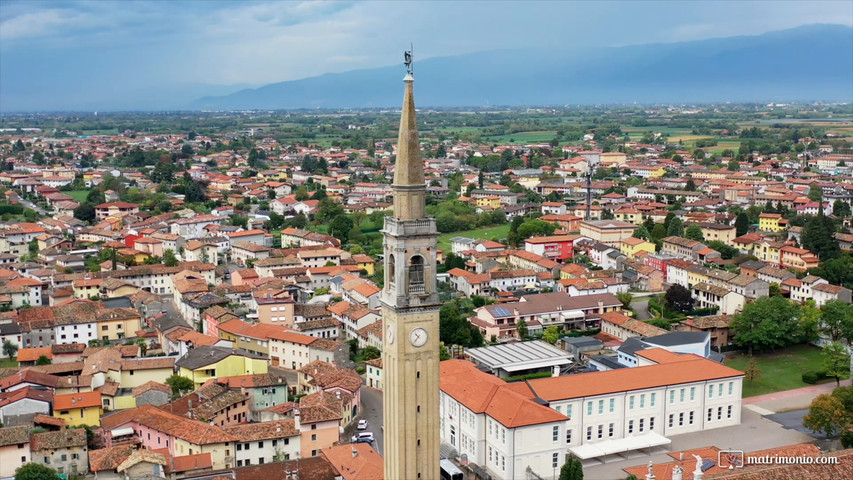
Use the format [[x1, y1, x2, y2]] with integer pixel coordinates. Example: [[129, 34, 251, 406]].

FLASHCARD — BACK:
[[361, 346, 381, 361], [666, 217, 684, 237], [768, 282, 782, 297], [735, 212, 750, 236], [822, 341, 850, 387], [35, 355, 51, 365], [821, 299, 853, 343], [2, 340, 18, 359], [73, 203, 96, 223], [664, 285, 693, 312], [651, 224, 667, 241], [165, 374, 195, 398], [543, 326, 561, 345], [684, 225, 704, 242], [685, 178, 697, 191], [744, 358, 761, 383], [329, 215, 355, 244], [15, 463, 60, 480], [632, 226, 651, 240], [516, 219, 557, 243], [559, 454, 584, 480], [803, 393, 847, 437], [516, 319, 528, 341], [808, 186, 823, 202], [729, 296, 802, 355], [727, 158, 740, 171], [802, 203, 840, 261], [833, 200, 852, 218], [616, 292, 633, 308], [163, 249, 179, 267]]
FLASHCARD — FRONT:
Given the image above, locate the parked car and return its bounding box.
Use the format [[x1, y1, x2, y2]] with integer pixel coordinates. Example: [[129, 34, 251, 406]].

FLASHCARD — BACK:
[[352, 431, 374, 443], [357, 419, 369, 430]]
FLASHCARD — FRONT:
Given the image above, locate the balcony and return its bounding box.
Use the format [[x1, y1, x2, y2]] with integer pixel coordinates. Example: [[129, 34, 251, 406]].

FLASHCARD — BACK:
[[383, 217, 437, 236]]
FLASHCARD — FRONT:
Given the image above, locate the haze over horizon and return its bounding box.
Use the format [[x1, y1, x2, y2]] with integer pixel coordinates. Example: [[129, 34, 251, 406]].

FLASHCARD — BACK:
[[1, 0, 852, 112]]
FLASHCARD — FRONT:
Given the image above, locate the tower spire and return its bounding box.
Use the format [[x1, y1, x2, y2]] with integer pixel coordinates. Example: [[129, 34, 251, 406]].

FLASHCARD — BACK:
[[392, 54, 426, 221]]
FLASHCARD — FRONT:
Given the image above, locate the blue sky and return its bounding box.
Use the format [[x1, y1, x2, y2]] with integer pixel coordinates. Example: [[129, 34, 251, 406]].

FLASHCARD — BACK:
[[1, 0, 851, 110]]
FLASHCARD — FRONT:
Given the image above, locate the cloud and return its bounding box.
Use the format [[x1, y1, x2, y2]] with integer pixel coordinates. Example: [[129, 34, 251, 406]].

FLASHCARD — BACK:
[[0, 6, 97, 40]]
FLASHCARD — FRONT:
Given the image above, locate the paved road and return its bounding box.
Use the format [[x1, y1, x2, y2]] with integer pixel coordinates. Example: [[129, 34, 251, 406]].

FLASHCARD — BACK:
[[17, 197, 47, 216], [357, 387, 384, 455], [632, 299, 652, 320], [766, 409, 826, 439]]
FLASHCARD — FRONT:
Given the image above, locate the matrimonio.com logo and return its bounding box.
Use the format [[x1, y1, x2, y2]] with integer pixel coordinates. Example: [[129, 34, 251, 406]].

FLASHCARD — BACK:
[[718, 449, 840, 469]]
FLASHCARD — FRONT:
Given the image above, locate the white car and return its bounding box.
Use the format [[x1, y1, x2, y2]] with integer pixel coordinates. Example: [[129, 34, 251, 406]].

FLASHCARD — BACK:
[[357, 419, 369, 430], [352, 431, 374, 443]]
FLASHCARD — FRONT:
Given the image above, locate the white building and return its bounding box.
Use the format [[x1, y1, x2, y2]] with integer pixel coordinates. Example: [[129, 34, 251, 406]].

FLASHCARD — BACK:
[[440, 352, 744, 478]]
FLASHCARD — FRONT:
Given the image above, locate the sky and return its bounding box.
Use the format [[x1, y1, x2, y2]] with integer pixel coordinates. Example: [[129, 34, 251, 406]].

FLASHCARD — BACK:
[[1, 0, 852, 111]]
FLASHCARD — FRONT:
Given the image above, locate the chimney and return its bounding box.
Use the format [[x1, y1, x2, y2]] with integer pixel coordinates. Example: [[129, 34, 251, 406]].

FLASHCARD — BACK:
[[671, 466, 683, 480], [352, 448, 358, 458], [294, 408, 301, 430]]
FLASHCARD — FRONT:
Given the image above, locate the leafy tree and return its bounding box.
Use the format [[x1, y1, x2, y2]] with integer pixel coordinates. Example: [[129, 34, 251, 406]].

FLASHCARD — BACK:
[[822, 341, 850, 387], [559, 454, 584, 480], [684, 225, 704, 242], [2, 340, 18, 359], [821, 299, 853, 343], [35, 355, 51, 365], [808, 186, 823, 202], [515, 219, 557, 243], [735, 212, 750, 236], [361, 346, 381, 361], [664, 285, 693, 312], [632, 226, 651, 240], [444, 253, 466, 271], [768, 282, 782, 297], [165, 374, 195, 398], [802, 203, 840, 261], [730, 296, 802, 355], [666, 217, 684, 237], [163, 249, 179, 267], [685, 178, 696, 191], [543, 326, 561, 345], [329, 215, 355, 244], [803, 393, 847, 437], [727, 158, 740, 171], [15, 463, 60, 480], [744, 358, 761, 383], [651, 224, 667, 241], [706, 240, 738, 260], [833, 200, 852, 218], [516, 319, 528, 341], [809, 254, 853, 290], [73, 203, 96, 223], [616, 292, 633, 307]]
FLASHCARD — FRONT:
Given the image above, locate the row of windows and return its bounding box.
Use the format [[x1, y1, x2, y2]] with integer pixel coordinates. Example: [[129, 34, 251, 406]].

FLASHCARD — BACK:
[[487, 447, 506, 472]]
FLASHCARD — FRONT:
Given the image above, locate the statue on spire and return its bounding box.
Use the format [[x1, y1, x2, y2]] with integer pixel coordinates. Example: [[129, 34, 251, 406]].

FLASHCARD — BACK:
[[404, 46, 413, 75]]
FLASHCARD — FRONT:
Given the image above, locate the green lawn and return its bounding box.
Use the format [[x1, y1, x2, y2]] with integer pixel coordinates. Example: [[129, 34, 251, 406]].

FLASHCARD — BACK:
[[0, 357, 17, 368], [67, 190, 90, 202], [485, 131, 557, 144], [724, 344, 827, 397], [437, 224, 512, 253]]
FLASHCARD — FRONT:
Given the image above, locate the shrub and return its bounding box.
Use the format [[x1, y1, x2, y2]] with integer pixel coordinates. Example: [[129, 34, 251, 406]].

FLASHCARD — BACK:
[[802, 370, 828, 385]]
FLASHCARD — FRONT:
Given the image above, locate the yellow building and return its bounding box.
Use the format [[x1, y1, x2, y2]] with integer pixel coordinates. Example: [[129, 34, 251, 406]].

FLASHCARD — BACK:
[[475, 195, 501, 209], [73, 278, 103, 299], [758, 213, 784, 232], [352, 254, 376, 275], [176, 345, 268, 387], [755, 240, 782, 264], [54, 392, 103, 427], [118, 357, 176, 390], [620, 237, 656, 258], [687, 267, 709, 289], [614, 209, 644, 225], [95, 307, 142, 341]]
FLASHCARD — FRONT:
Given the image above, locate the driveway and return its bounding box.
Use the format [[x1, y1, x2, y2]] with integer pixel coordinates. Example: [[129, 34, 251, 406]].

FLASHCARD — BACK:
[[765, 409, 826, 439], [18, 197, 47, 216], [632, 299, 652, 320]]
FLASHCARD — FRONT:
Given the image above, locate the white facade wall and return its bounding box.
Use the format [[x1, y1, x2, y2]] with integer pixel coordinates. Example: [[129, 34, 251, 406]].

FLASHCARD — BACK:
[[234, 435, 300, 466], [54, 322, 97, 345]]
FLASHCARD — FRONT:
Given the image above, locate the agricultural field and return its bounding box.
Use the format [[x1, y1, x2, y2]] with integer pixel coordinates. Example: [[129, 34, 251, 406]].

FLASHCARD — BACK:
[[437, 223, 511, 253], [67, 190, 90, 202], [485, 131, 557, 144]]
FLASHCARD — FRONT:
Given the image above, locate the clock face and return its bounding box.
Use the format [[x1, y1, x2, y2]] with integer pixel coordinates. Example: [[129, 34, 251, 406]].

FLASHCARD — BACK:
[[386, 324, 395, 344], [409, 327, 428, 347]]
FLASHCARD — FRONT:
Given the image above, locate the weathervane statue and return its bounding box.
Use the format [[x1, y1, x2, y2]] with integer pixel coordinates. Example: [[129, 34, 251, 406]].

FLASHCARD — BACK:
[[404, 45, 413, 75]]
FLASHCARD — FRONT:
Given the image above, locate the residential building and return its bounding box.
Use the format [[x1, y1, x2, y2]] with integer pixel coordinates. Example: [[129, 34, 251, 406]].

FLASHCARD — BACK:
[[579, 220, 637, 247], [53, 391, 103, 427]]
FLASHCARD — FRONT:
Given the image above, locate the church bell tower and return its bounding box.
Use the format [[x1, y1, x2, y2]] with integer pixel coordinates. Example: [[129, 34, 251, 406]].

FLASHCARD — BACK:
[[381, 51, 440, 480]]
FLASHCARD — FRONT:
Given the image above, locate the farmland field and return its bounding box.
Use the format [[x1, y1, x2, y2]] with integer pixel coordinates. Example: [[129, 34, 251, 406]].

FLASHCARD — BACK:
[[68, 190, 90, 202]]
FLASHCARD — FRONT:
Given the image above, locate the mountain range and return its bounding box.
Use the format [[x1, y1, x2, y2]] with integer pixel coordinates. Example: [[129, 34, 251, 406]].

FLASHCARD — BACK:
[[190, 24, 853, 110]]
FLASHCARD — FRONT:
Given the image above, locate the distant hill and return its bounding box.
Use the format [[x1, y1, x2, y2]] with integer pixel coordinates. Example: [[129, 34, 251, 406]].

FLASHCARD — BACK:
[[190, 24, 853, 110]]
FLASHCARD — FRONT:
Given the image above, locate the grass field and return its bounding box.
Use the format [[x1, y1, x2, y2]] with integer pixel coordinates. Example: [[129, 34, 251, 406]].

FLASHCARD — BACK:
[[437, 224, 512, 253], [81, 129, 119, 135], [724, 344, 827, 397], [67, 190, 90, 202], [0, 357, 17, 368]]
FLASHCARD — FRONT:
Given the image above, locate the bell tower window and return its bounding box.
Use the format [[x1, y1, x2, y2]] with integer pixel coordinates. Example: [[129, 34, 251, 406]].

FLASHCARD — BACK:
[[388, 254, 396, 286], [409, 255, 425, 293]]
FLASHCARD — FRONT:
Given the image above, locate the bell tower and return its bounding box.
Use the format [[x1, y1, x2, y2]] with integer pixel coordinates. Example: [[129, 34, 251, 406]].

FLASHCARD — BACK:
[[381, 52, 440, 480]]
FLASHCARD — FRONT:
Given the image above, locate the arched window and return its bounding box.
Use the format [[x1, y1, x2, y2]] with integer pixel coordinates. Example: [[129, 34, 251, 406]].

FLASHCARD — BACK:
[[409, 255, 425, 292], [388, 254, 396, 285]]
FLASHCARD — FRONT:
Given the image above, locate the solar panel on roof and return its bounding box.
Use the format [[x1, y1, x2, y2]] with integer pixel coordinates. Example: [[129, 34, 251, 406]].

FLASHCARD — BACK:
[[701, 460, 716, 472], [493, 307, 512, 317]]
